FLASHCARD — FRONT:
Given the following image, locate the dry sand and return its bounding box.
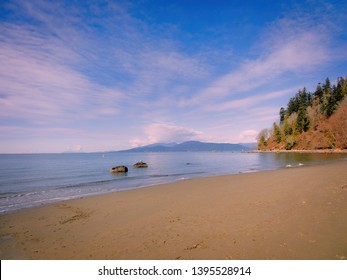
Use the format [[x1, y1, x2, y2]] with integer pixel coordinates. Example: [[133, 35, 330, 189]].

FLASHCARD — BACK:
[[1, 160, 347, 260]]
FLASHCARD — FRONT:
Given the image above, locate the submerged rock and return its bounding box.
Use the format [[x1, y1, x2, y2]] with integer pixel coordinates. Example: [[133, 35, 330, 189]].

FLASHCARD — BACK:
[[132, 161, 148, 168], [109, 165, 128, 173]]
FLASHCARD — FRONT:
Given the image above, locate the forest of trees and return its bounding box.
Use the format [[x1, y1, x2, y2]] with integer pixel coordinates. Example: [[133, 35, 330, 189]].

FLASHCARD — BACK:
[[258, 77, 347, 150]]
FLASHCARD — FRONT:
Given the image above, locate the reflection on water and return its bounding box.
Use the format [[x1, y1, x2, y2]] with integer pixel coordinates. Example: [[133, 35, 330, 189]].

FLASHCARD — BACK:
[[272, 152, 347, 165]]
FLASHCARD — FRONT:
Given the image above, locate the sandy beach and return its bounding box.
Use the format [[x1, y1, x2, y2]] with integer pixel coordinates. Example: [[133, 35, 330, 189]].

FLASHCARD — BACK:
[[1, 159, 347, 260]]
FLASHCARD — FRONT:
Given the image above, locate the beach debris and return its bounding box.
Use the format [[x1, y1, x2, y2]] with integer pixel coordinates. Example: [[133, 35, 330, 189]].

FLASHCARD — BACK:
[[336, 255, 346, 260], [109, 165, 128, 173], [132, 161, 148, 168], [186, 242, 203, 250]]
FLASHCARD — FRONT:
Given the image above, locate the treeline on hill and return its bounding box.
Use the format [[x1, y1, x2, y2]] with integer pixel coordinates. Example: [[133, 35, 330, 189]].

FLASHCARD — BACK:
[[258, 77, 347, 150]]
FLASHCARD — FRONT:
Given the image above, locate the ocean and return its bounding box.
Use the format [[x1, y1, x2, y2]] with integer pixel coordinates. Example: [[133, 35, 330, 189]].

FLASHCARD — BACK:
[[0, 151, 346, 213]]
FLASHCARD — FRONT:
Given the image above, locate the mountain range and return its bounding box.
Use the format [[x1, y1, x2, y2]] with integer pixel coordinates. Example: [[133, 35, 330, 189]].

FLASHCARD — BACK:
[[118, 141, 255, 152]]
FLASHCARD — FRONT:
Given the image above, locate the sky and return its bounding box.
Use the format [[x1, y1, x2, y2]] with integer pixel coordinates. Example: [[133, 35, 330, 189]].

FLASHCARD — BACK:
[[1, 0, 347, 153]]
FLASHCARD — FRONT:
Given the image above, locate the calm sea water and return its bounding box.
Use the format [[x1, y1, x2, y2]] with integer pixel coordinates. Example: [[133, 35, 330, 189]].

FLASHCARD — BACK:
[[0, 152, 346, 213]]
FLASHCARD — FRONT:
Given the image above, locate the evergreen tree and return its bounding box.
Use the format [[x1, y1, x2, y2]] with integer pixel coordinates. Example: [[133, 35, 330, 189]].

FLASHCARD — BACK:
[[279, 107, 286, 125], [299, 87, 309, 108], [321, 77, 347, 117], [322, 78, 331, 96], [286, 88, 312, 116], [321, 77, 332, 116], [287, 96, 299, 115], [333, 77, 345, 104], [307, 92, 313, 107], [297, 107, 310, 132], [257, 129, 269, 150], [342, 77, 347, 96], [324, 85, 338, 117], [273, 122, 282, 143], [314, 83, 324, 103]]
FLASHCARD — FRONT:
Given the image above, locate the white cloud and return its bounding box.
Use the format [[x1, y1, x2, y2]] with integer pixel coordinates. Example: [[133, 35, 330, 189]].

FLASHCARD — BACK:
[[65, 144, 83, 153], [131, 123, 204, 147], [237, 130, 258, 143]]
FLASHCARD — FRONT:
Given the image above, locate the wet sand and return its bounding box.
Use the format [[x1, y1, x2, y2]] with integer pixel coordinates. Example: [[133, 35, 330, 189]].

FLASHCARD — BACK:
[[1, 160, 347, 260]]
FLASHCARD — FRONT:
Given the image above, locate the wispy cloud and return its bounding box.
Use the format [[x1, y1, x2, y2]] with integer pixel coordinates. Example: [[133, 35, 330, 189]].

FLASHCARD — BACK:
[[0, 16, 125, 126], [1, 0, 346, 152], [185, 17, 335, 107], [0, 0, 207, 124], [203, 88, 297, 112]]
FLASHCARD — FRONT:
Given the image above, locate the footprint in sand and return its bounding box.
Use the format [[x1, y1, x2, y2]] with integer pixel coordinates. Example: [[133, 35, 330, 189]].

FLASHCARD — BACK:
[[56, 205, 92, 224]]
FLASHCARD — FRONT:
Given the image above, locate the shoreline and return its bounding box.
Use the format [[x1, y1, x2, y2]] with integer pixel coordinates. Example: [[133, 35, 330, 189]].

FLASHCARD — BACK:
[[252, 149, 347, 153], [2, 153, 347, 215], [1, 159, 347, 260]]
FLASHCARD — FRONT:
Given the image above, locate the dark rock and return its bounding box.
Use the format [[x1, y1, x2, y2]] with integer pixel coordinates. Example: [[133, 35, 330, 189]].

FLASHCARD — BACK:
[[109, 165, 128, 173], [132, 161, 148, 168]]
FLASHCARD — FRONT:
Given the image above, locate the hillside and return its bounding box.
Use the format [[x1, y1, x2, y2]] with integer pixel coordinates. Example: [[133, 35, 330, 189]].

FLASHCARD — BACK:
[[258, 77, 347, 151], [119, 141, 251, 152]]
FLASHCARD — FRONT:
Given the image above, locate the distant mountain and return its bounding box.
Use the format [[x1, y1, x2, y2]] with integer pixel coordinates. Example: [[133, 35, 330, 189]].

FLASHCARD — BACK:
[[118, 141, 251, 152]]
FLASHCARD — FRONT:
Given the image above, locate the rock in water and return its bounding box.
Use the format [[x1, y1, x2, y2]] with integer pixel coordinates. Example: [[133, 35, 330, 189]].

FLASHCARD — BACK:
[[132, 161, 148, 168], [109, 165, 128, 173]]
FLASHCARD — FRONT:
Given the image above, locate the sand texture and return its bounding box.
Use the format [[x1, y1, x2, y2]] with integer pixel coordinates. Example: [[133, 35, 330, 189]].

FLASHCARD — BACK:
[[1, 160, 347, 260]]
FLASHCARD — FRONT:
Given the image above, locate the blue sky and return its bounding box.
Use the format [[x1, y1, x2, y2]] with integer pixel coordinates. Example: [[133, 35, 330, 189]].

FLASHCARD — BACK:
[[1, 0, 346, 153]]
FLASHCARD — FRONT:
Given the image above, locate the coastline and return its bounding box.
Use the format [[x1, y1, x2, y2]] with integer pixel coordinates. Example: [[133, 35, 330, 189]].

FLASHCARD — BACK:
[[253, 149, 347, 153], [1, 159, 347, 260]]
